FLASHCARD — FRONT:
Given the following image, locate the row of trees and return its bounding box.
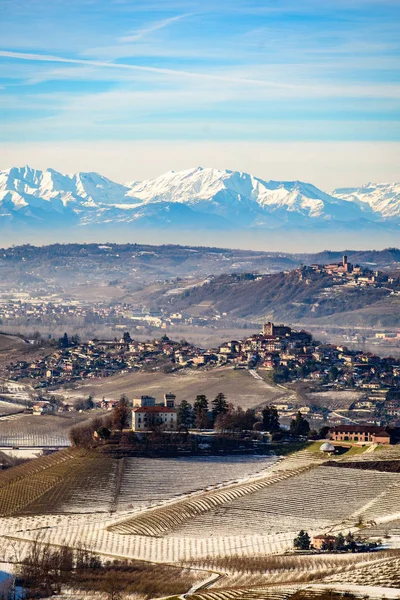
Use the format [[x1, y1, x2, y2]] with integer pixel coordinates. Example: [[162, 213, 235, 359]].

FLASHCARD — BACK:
[[69, 392, 312, 447], [17, 539, 102, 598], [294, 530, 379, 552], [178, 395, 311, 437], [178, 393, 230, 429]]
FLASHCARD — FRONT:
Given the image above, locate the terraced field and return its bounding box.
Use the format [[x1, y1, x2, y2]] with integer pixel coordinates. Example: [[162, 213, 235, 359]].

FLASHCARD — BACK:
[[109, 463, 312, 536], [116, 455, 276, 511], [0, 448, 89, 516], [3, 447, 400, 598], [168, 466, 400, 538]]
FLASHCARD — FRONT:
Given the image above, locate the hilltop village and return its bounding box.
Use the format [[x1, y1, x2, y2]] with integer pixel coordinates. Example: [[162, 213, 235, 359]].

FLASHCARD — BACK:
[[5, 318, 400, 426]]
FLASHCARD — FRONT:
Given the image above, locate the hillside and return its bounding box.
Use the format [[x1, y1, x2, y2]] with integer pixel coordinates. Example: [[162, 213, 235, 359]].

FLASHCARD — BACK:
[[157, 268, 400, 327]]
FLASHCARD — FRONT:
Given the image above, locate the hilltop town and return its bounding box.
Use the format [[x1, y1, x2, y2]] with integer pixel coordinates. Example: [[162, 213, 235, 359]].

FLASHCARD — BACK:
[[4, 316, 400, 428]]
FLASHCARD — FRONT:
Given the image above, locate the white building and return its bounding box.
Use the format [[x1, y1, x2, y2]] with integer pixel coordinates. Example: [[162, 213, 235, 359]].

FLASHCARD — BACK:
[[132, 406, 177, 431], [131, 393, 177, 431]]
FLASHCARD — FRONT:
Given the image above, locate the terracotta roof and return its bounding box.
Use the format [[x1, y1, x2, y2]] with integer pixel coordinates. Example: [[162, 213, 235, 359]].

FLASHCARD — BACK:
[[329, 425, 390, 436], [132, 406, 176, 413]]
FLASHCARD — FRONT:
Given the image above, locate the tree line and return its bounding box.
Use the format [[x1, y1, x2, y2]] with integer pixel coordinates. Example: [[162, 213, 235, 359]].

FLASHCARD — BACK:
[[69, 393, 313, 448]]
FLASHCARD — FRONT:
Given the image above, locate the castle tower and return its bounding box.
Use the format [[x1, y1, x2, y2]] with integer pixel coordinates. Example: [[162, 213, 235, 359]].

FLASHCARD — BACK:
[[262, 321, 274, 336], [164, 393, 176, 408]]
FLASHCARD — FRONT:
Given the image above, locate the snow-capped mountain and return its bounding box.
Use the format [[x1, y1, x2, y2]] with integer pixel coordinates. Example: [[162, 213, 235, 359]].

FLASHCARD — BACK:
[[0, 165, 398, 234], [127, 167, 375, 227], [333, 182, 400, 220]]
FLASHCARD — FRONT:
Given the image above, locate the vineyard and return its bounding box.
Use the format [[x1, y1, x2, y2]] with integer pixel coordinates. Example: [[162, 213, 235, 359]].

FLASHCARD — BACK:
[[1, 447, 400, 598], [187, 550, 400, 592], [116, 455, 276, 512], [0, 412, 93, 447], [166, 466, 400, 539]]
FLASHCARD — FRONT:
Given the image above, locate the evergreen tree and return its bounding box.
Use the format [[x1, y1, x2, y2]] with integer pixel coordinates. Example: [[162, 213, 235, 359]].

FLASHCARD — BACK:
[[262, 405, 280, 432], [59, 332, 69, 348], [122, 331, 132, 344], [211, 392, 228, 421], [177, 400, 193, 429], [193, 395, 209, 429], [293, 530, 310, 550], [334, 532, 345, 551], [329, 366, 339, 381], [290, 411, 310, 437]]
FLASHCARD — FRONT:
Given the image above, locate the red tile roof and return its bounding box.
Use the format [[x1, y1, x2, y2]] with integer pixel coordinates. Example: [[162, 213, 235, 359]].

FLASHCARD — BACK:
[[132, 406, 176, 413]]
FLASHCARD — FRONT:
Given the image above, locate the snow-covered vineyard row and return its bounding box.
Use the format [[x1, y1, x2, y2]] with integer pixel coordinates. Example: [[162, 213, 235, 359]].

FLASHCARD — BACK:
[[109, 464, 314, 536], [0, 400, 25, 416], [168, 466, 400, 538], [116, 455, 277, 512], [3, 513, 297, 562], [189, 583, 400, 600], [0, 432, 70, 446], [196, 552, 400, 589], [324, 554, 400, 588]]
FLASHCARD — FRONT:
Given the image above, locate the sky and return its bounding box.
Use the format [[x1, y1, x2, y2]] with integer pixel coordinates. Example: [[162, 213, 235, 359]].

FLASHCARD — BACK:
[[0, 0, 400, 188]]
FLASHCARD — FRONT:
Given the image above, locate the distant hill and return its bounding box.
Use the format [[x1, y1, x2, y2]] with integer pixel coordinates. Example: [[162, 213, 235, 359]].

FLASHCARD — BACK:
[[0, 243, 399, 330], [158, 267, 400, 328], [299, 248, 400, 267]]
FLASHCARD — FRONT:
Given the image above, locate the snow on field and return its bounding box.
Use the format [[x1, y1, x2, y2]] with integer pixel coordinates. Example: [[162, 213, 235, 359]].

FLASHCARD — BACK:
[[117, 455, 278, 512], [2, 514, 298, 563], [2, 448, 400, 599], [0, 432, 70, 446], [168, 466, 400, 539]]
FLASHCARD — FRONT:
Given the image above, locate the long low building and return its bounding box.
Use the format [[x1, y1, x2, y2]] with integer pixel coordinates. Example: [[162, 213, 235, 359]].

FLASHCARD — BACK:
[[132, 406, 177, 432], [328, 425, 391, 445]]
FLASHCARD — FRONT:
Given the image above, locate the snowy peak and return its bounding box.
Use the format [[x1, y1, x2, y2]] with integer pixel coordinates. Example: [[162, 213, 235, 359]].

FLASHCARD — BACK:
[[333, 182, 400, 220], [128, 167, 368, 223], [0, 165, 398, 232]]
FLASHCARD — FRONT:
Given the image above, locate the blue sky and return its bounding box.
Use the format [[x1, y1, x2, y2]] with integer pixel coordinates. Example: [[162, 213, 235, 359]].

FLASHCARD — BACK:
[[0, 0, 399, 186]]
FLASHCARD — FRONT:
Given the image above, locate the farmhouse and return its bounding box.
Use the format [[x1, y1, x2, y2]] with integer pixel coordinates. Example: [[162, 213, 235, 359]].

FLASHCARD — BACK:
[[312, 534, 337, 550], [32, 401, 54, 416], [328, 425, 391, 445], [132, 393, 177, 432]]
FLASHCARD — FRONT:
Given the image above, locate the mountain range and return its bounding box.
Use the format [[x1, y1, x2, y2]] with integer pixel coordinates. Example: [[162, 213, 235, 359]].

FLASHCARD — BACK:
[[0, 165, 399, 233]]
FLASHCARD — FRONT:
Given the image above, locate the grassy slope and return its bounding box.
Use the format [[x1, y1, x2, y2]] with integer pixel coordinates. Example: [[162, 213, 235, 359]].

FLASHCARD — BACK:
[[55, 366, 289, 409]]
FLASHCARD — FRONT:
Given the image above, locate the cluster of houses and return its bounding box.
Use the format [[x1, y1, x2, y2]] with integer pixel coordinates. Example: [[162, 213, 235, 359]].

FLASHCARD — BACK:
[[0, 295, 220, 335], [310, 255, 391, 287], [5, 320, 400, 427], [0, 297, 135, 328]]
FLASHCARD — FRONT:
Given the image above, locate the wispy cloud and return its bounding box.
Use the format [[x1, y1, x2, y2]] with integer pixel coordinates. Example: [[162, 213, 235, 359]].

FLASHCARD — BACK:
[[119, 13, 194, 43], [0, 50, 296, 89], [1, 0, 399, 154]]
